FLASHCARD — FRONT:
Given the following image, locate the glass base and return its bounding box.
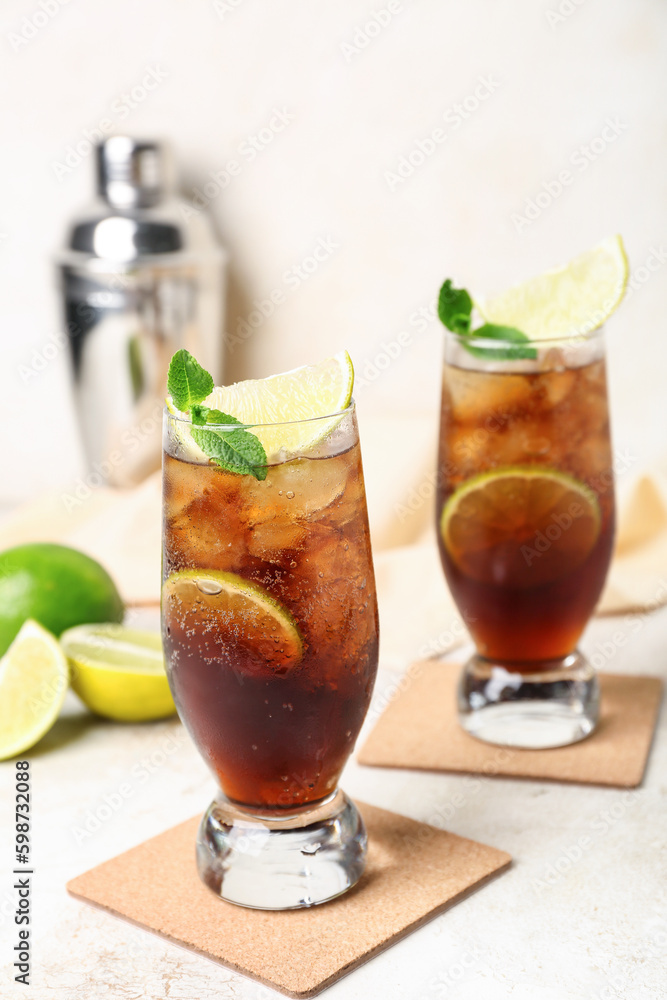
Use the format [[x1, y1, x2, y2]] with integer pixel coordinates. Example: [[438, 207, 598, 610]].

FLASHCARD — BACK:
[[196, 788, 367, 910], [458, 650, 599, 749]]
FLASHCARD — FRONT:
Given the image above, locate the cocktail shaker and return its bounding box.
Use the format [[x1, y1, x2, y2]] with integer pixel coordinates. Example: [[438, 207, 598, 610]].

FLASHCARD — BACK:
[[56, 136, 227, 486]]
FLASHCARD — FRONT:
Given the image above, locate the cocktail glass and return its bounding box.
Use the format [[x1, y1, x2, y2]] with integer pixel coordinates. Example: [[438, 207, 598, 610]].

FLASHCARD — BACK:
[[436, 328, 615, 748], [161, 403, 379, 908]]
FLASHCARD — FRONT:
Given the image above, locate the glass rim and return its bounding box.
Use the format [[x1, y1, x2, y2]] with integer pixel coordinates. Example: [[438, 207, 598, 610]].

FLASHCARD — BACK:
[[443, 325, 606, 350], [163, 399, 356, 430]]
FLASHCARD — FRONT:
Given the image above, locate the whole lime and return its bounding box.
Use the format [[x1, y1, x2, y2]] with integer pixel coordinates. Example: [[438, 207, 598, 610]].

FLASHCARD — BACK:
[[0, 543, 124, 656]]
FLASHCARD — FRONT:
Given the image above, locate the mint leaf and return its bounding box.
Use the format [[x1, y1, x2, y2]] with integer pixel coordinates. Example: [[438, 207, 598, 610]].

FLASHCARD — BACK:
[[465, 324, 537, 361], [189, 392, 267, 480], [192, 425, 268, 481], [438, 280, 472, 334], [437, 279, 537, 360], [167, 350, 214, 412]]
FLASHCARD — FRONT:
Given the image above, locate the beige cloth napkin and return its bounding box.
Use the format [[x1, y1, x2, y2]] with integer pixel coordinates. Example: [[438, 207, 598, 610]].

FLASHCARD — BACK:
[[1, 459, 666, 670]]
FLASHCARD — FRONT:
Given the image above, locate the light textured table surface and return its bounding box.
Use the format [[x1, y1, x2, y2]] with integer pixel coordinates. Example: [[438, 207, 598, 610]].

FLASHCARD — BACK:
[[1, 607, 665, 1000]]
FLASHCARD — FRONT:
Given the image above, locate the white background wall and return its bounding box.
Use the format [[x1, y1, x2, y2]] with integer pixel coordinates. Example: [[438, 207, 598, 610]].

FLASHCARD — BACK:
[[1, 0, 665, 507]]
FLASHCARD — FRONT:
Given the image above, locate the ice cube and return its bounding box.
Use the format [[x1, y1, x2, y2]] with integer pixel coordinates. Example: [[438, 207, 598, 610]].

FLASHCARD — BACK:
[[247, 519, 307, 562], [544, 370, 576, 407], [445, 369, 533, 424]]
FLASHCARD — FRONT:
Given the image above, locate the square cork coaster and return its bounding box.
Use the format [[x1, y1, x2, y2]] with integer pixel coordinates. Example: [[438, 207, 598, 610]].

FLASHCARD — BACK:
[[358, 661, 663, 788], [67, 801, 510, 998]]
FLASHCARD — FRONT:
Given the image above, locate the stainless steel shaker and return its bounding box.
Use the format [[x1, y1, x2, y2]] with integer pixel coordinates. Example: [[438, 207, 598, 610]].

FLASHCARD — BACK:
[[56, 136, 227, 487]]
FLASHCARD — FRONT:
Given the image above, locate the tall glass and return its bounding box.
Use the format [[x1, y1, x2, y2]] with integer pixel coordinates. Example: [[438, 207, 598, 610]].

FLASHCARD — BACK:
[[436, 328, 615, 748], [161, 403, 379, 909]]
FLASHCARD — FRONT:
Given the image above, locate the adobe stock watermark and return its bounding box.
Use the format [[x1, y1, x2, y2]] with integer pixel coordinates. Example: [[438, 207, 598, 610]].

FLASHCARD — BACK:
[[60, 398, 164, 512], [367, 617, 470, 723], [339, 1, 403, 63], [587, 577, 667, 672], [592, 922, 666, 1000], [512, 117, 628, 232], [226, 235, 339, 350], [22, 273, 139, 385], [546, 0, 588, 28], [624, 244, 667, 301], [355, 296, 440, 393], [404, 745, 517, 870], [181, 108, 294, 219], [51, 66, 169, 181], [70, 728, 190, 844], [384, 75, 501, 191], [428, 947, 484, 996], [7, 0, 74, 52], [212, 0, 247, 19], [18, 329, 69, 382], [532, 788, 642, 892], [520, 446, 636, 568], [392, 402, 514, 525]]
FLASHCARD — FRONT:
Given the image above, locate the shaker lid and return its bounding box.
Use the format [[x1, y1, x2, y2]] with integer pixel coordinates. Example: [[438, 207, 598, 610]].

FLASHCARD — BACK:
[[97, 136, 173, 210], [57, 136, 226, 265]]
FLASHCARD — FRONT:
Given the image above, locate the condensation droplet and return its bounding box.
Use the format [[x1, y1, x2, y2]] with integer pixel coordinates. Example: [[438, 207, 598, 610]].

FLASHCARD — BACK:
[[196, 580, 222, 595], [290, 560, 297, 568], [251, 744, 258, 751], [318, 571, 324, 578], [286, 491, 295, 499]]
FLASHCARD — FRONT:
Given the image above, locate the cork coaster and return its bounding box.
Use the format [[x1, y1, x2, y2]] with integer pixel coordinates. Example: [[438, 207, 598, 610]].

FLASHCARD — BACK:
[[67, 801, 510, 998], [359, 661, 663, 788]]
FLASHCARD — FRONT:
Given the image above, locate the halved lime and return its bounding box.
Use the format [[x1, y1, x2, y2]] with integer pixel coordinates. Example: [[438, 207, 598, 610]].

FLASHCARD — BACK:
[[0, 543, 124, 657], [441, 467, 601, 588], [0, 620, 69, 760], [167, 351, 354, 464], [162, 570, 303, 675], [477, 235, 628, 340], [61, 623, 176, 722]]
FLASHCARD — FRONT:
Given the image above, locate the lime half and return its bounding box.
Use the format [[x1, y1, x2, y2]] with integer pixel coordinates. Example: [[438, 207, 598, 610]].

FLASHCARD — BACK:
[[0, 543, 124, 657], [441, 467, 601, 588], [477, 235, 628, 340], [61, 623, 176, 722], [0, 620, 69, 760], [162, 570, 303, 676]]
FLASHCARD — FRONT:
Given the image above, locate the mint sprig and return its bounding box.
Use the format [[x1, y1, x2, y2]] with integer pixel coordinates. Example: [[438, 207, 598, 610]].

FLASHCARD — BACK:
[[167, 351, 267, 480], [437, 279, 537, 361]]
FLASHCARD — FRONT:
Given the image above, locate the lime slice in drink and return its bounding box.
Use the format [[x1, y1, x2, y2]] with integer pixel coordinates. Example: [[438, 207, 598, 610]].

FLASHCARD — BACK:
[[201, 350, 354, 460], [477, 235, 628, 340], [441, 467, 601, 588], [60, 623, 176, 722], [162, 570, 303, 675], [0, 620, 69, 760]]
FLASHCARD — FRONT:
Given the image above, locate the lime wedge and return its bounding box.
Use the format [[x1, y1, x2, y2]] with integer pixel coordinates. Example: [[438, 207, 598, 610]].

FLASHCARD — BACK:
[[441, 467, 601, 588], [162, 570, 303, 676], [0, 620, 69, 759], [61, 623, 176, 722], [477, 235, 628, 340], [204, 351, 354, 460]]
